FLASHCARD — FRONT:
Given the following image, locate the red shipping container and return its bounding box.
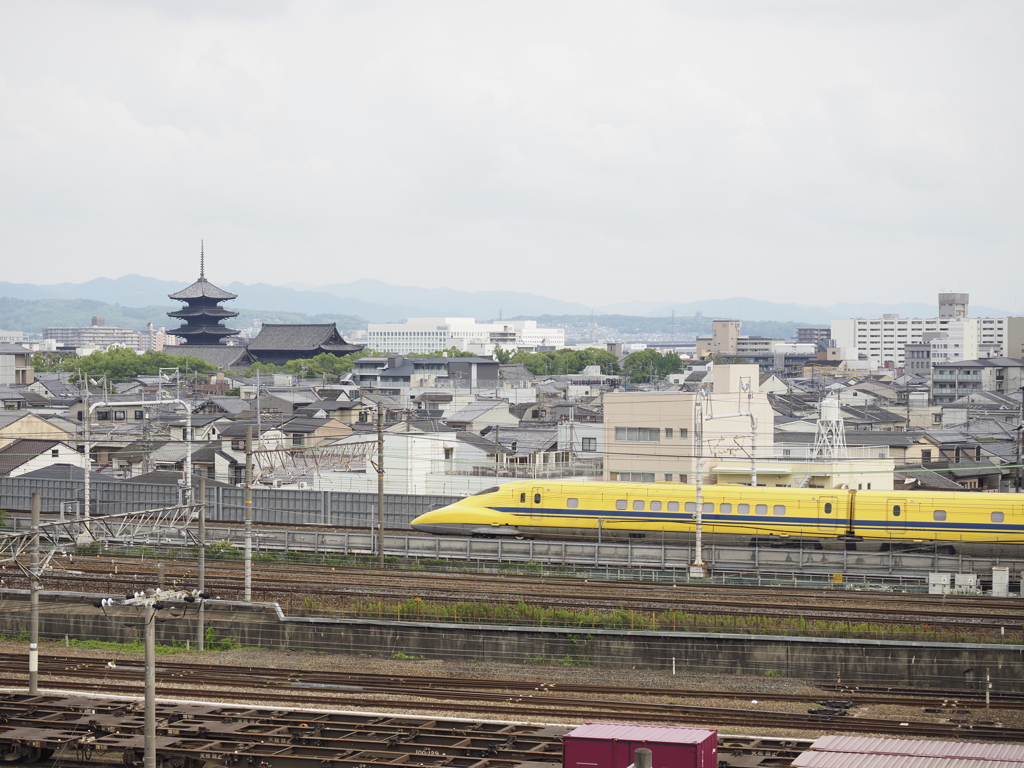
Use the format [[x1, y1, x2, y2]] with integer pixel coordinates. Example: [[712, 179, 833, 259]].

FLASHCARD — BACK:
[[563, 723, 717, 768]]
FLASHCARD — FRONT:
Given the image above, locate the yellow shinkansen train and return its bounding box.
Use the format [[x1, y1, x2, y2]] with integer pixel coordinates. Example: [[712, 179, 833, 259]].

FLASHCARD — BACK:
[[409, 480, 1024, 545]]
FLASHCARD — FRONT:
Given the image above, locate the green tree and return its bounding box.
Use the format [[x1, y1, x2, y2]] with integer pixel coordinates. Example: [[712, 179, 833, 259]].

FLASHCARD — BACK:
[[248, 349, 381, 379], [417, 346, 477, 358], [622, 349, 684, 383], [35, 348, 216, 383], [509, 347, 620, 376], [492, 347, 514, 364]]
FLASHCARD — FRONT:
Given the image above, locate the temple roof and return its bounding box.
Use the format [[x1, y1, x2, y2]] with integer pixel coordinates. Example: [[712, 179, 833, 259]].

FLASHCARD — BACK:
[[168, 277, 237, 301], [162, 345, 254, 369], [247, 324, 360, 354], [167, 306, 240, 319]]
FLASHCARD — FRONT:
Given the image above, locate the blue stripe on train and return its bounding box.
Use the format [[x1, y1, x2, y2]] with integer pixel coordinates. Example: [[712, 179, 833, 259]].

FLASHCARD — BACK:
[[489, 506, 1024, 534]]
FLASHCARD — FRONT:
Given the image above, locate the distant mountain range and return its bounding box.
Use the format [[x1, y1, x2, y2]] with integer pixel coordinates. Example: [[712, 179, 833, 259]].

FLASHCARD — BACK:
[[0, 275, 1013, 327]]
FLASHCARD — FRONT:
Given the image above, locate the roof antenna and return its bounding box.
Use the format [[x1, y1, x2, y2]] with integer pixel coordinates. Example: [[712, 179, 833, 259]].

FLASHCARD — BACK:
[[200, 240, 205, 280]]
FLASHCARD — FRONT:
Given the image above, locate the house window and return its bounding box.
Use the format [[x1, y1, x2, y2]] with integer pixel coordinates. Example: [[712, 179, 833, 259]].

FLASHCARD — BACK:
[[581, 437, 597, 452], [358, 411, 369, 423], [51, 449, 59, 458], [665, 428, 673, 438], [232, 439, 245, 451], [97, 411, 111, 421], [135, 410, 145, 420], [531, 409, 540, 418], [664, 473, 673, 482], [292, 434, 305, 446], [444, 447, 454, 460], [114, 411, 126, 421], [679, 428, 688, 438], [614, 427, 660, 442], [921, 450, 932, 463]]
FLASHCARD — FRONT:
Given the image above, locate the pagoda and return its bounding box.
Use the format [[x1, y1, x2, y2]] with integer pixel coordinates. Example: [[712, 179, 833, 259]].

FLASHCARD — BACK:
[[166, 243, 240, 345]]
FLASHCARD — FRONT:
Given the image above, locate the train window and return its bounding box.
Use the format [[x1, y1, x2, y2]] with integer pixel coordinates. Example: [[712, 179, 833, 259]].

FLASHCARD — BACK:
[[667, 501, 679, 512], [633, 500, 645, 511], [616, 499, 627, 510], [720, 503, 732, 514], [703, 502, 714, 514], [685, 502, 697, 513], [650, 501, 662, 511], [738, 504, 750, 514], [824, 503, 833, 514], [472, 486, 500, 496], [566, 498, 579, 508], [773, 505, 786, 516], [520, 493, 526, 503], [892, 505, 901, 517], [755, 504, 768, 516], [933, 510, 947, 521], [534, 493, 542, 505], [992, 511, 1005, 523]]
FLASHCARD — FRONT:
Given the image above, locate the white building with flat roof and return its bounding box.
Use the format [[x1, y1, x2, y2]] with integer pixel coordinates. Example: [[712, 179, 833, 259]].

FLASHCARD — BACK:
[[367, 318, 564, 354]]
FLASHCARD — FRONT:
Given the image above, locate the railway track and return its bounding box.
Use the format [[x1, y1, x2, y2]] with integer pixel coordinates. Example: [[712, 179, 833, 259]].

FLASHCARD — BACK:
[[1, 653, 1021, 740], [5, 557, 1021, 632], [0, 694, 812, 768]]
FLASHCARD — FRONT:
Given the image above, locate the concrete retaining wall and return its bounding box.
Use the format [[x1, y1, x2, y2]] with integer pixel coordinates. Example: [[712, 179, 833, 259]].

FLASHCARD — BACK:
[[2, 590, 1022, 691]]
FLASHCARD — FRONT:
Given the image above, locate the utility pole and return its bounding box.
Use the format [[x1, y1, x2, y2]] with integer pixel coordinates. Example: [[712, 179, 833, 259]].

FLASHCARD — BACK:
[[691, 387, 707, 579], [197, 475, 206, 651], [244, 425, 253, 600], [29, 492, 40, 694], [376, 401, 385, 567], [1017, 387, 1023, 493], [94, 589, 208, 768], [494, 425, 500, 477], [143, 601, 157, 768]]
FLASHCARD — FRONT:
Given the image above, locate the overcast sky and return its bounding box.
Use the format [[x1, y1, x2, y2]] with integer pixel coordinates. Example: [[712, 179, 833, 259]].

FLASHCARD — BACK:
[[1, 1, 1021, 310]]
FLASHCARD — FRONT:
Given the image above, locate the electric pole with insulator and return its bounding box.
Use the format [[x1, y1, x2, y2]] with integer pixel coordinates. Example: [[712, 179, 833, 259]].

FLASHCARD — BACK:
[[376, 400, 385, 567]]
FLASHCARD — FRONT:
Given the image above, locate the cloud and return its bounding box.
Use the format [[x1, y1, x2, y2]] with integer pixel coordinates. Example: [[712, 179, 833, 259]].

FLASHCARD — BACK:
[[0, 0, 1021, 310]]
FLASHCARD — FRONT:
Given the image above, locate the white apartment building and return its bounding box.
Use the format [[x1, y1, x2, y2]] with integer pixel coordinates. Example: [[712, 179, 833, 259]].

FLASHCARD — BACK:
[[832, 315, 1023, 367], [367, 318, 565, 354]]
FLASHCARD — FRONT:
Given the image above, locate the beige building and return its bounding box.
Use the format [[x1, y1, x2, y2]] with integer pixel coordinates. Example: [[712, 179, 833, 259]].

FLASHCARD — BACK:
[[695, 320, 783, 359], [605, 364, 894, 490], [604, 365, 775, 483], [0, 413, 76, 450]]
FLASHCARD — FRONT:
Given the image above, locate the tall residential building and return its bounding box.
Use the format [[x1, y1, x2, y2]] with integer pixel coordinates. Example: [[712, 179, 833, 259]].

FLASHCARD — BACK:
[[796, 327, 833, 345], [831, 293, 1024, 367], [44, 317, 142, 351], [366, 318, 565, 354], [939, 292, 969, 319]]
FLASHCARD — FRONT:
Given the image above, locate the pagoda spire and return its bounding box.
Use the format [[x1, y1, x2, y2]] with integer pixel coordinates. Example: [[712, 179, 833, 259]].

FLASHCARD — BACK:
[[167, 244, 239, 346]]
